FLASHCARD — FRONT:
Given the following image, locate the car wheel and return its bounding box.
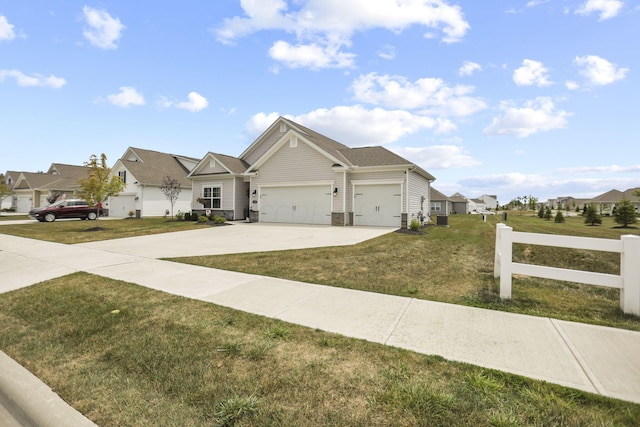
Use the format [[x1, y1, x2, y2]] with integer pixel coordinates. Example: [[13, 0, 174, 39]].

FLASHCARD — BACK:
[[88, 211, 97, 220], [44, 213, 56, 222]]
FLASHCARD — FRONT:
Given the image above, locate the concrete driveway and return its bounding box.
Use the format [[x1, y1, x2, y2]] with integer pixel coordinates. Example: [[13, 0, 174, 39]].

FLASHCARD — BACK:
[[77, 222, 397, 258]]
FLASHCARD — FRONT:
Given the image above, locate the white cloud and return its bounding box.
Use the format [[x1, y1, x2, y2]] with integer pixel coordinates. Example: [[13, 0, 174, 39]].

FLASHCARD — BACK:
[[526, 0, 550, 7], [351, 72, 487, 117], [82, 6, 125, 50], [159, 92, 209, 112], [565, 80, 580, 90], [574, 55, 629, 86], [555, 164, 640, 174], [0, 15, 15, 41], [107, 86, 145, 107], [483, 97, 570, 137], [377, 44, 396, 60], [215, 0, 470, 69], [0, 69, 66, 88], [513, 59, 552, 86], [458, 61, 481, 76], [175, 92, 209, 112], [268, 40, 356, 69], [576, 0, 623, 21], [392, 145, 481, 169], [246, 105, 456, 146]]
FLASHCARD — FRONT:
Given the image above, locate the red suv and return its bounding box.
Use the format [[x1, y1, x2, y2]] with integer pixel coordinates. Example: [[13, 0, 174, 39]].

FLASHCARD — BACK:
[[29, 199, 103, 222]]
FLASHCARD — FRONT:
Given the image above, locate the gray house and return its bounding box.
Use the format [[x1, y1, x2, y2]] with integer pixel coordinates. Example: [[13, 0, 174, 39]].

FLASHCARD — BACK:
[[190, 117, 437, 228]]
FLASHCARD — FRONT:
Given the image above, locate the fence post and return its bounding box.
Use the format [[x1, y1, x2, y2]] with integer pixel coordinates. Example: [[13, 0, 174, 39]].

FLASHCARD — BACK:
[[621, 235, 640, 316], [499, 224, 513, 299], [494, 223, 505, 278]]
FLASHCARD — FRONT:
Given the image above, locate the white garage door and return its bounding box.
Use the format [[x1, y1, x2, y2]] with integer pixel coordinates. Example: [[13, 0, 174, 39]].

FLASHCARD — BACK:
[[260, 186, 332, 225], [354, 184, 402, 227], [108, 195, 136, 218], [17, 195, 31, 213]]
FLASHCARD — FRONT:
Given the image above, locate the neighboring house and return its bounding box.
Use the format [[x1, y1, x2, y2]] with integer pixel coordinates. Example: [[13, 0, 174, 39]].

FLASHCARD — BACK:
[[590, 188, 640, 215], [188, 152, 250, 220], [430, 187, 452, 217], [191, 117, 436, 228], [108, 147, 199, 218], [449, 192, 470, 214], [469, 198, 486, 213], [478, 194, 498, 210], [1, 171, 20, 210], [9, 164, 88, 213]]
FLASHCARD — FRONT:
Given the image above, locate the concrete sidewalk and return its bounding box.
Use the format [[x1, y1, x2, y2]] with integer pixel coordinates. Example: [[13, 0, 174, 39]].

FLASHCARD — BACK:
[[1, 228, 640, 426]]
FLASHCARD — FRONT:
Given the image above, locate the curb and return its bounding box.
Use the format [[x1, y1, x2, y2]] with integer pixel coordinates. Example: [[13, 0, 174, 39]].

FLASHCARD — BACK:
[[0, 351, 97, 427]]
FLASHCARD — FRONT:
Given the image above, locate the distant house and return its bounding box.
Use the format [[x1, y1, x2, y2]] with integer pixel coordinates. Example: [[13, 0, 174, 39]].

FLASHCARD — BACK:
[[8, 164, 88, 213], [449, 192, 470, 214], [107, 147, 199, 218], [590, 188, 640, 215], [188, 117, 437, 227], [469, 198, 486, 213], [478, 194, 498, 210], [430, 187, 452, 216]]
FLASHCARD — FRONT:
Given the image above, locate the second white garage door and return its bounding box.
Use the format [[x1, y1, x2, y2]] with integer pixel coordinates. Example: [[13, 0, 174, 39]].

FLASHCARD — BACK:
[[353, 184, 402, 227], [260, 185, 332, 225]]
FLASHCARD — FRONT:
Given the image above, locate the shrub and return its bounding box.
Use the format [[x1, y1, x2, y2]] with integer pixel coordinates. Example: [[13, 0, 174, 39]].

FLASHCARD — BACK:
[[197, 214, 208, 223], [554, 211, 565, 223], [191, 212, 199, 222], [184, 212, 191, 221], [409, 218, 421, 232], [213, 215, 226, 224], [127, 210, 135, 218], [176, 210, 184, 221]]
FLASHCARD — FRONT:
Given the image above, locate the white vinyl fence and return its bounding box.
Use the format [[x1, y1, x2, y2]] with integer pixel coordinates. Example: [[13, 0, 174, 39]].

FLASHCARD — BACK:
[[494, 223, 640, 316]]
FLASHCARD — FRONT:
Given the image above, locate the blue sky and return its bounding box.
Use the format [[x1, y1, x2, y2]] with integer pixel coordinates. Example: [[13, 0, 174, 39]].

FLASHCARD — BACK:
[[1, 0, 638, 204]]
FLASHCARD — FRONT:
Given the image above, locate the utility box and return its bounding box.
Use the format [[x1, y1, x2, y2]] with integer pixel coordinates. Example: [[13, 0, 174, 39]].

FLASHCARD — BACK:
[[437, 215, 449, 227]]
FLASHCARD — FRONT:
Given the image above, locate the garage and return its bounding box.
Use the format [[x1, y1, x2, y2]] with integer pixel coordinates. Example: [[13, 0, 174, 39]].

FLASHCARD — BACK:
[[353, 184, 402, 227], [16, 195, 31, 213], [108, 195, 136, 218], [260, 185, 332, 225]]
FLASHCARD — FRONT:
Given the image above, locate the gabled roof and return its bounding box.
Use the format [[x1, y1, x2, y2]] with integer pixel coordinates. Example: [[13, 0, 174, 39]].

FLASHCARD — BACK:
[[591, 189, 624, 203], [243, 117, 436, 180], [430, 187, 451, 201], [449, 192, 468, 202], [189, 152, 250, 177], [117, 147, 193, 187]]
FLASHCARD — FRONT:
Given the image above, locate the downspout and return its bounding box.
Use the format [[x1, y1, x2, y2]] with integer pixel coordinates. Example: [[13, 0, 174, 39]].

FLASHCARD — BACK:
[[232, 176, 236, 220], [343, 169, 347, 224], [406, 168, 410, 216]]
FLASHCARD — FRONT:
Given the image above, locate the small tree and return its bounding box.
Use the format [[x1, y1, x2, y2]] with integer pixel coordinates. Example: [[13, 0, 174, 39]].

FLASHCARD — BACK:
[[78, 154, 124, 228], [544, 206, 552, 220], [0, 174, 11, 209], [584, 204, 602, 226], [613, 198, 638, 228], [160, 176, 182, 219], [528, 196, 538, 213], [554, 211, 565, 223], [538, 205, 544, 219]]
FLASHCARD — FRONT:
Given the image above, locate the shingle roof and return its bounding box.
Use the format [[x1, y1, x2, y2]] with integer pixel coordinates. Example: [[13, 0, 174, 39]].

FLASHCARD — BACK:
[[430, 187, 451, 201], [281, 117, 435, 180], [591, 189, 624, 203], [121, 148, 192, 187], [209, 152, 250, 174], [449, 193, 468, 202]]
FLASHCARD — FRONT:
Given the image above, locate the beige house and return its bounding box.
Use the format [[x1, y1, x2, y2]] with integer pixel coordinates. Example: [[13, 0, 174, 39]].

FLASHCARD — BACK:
[[590, 188, 640, 215], [9, 164, 88, 213]]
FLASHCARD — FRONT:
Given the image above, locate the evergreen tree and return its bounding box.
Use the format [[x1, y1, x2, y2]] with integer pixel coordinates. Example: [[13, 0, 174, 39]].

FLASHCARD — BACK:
[[584, 204, 602, 226], [613, 198, 638, 228], [538, 205, 544, 218], [544, 206, 552, 220], [554, 211, 565, 223]]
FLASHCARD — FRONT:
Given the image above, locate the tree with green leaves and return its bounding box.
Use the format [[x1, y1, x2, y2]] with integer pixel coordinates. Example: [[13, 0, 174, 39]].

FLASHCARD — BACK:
[[528, 196, 538, 213], [613, 198, 638, 228], [0, 174, 11, 209], [160, 176, 182, 219], [554, 211, 565, 223], [544, 206, 552, 220], [584, 204, 602, 226], [538, 205, 544, 219], [77, 154, 124, 228]]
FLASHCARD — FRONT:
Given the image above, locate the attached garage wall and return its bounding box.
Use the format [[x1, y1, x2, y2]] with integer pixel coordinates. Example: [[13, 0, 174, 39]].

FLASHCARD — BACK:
[[352, 183, 403, 227], [16, 195, 31, 213], [108, 194, 137, 218], [407, 170, 431, 222], [260, 185, 332, 225], [141, 186, 192, 217]]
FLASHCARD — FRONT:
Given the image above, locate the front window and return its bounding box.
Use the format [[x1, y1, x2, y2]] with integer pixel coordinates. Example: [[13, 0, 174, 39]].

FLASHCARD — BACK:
[[202, 186, 221, 209], [118, 170, 127, 183], [431, 202, 441, 211]]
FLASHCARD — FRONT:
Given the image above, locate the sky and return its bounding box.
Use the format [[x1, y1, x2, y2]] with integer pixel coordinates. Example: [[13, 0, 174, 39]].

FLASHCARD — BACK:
[[1, 0, 638, 204]]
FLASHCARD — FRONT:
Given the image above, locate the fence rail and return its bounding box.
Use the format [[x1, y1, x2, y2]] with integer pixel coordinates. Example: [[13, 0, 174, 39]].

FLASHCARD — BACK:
[[494, 223, 640, 316]]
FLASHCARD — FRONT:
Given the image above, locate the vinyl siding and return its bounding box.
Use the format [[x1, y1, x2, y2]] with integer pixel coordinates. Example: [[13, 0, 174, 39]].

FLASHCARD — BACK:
[[197, 158, 229, 175], [192, 178, 235, 211], [242, 130, 287, 165], [408, 170, 430, 220], [140, 186, 193, 217]]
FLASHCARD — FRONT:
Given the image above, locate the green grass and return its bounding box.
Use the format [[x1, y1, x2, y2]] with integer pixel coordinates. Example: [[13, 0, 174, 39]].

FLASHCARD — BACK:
[[0, 214, 29, 221], [171, 214, 640, 331], [1, 273, 638, 426], [0, 217, 205, 243]]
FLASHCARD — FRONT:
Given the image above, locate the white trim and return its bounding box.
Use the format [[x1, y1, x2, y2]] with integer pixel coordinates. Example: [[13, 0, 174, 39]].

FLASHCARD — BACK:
[[350, 179, 404, 185]]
